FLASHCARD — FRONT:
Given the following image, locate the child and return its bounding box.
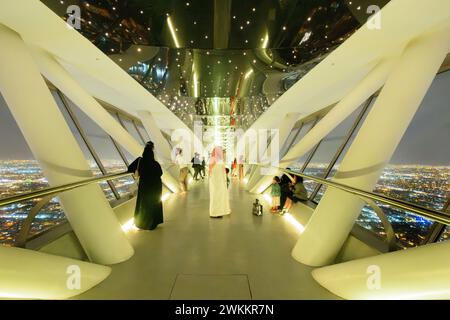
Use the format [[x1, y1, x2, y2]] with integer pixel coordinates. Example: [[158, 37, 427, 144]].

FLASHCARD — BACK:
[[270, 176, 281, 213]]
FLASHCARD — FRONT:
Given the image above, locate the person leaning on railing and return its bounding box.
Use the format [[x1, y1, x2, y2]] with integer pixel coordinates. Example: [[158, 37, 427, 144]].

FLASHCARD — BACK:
[[281, 174, 308, 214]]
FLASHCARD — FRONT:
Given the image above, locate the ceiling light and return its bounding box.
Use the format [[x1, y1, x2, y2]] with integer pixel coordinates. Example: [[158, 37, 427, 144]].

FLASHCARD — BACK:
[[244, 69, 253, 79], [167, 16, 180, 48]]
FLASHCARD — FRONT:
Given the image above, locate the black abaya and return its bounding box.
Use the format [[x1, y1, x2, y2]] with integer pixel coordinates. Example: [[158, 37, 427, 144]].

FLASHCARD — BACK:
[[128, 157, 163, 230]]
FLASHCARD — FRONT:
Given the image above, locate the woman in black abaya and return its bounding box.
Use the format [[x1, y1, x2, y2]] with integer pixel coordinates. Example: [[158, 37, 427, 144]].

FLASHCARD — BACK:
[[128, 141, 163, 230]]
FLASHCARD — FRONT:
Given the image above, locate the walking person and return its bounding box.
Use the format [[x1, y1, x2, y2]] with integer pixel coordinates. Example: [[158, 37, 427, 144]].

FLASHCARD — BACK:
[[175, 148, 188, 193], [191, 152, 202, 181], [200, 156, 206, 179], [238, 155, 244, 181], [209, 146, 231, 218], [231, 158, 238, 177], [127, 141, 163, 230]]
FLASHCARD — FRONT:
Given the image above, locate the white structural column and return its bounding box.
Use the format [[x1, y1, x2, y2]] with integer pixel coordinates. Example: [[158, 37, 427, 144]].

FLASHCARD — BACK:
[[246, 112, 300, 190], [0, 25, 134, 264], [0, 246, 111, 299], [31, 47, 180, 192], [312, 241, 450, 299], [249, 59, 394, 194], [138, 110, 173, 164], [292, 28, 450, 267], [137, 110, 180, 187]]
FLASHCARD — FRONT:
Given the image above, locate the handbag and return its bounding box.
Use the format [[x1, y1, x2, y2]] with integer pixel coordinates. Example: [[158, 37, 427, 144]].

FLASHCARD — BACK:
[[252, 199, 263, 216], [133, 157, 142, 180]]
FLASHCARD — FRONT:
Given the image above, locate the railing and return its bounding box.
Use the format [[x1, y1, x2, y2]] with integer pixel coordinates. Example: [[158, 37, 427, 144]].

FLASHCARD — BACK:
[[2, 164, 449, 249], [264, 166, 450, 225], [0, 172, 133, 247], [256, 165, 450, 250]]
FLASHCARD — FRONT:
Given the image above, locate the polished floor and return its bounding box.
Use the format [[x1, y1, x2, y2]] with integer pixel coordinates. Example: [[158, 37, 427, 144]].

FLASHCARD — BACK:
[[76, 178, 338, 300]]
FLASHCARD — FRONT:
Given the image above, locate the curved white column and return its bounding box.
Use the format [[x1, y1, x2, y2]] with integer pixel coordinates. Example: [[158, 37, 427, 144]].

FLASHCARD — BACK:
[[138, 110, 180, 190], [0, 246, 110, 299], [0, 24, 134, 265], [246, 112, 300, 190], [249, 58, 394, 194], [312, 240, 450, 299], [293, 28, 450, 266], [30, 46, 180, 192]]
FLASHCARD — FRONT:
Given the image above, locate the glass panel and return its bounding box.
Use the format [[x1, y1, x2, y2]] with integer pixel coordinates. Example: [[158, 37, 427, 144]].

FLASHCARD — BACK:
[[51, 91, 116, 201], [311, 98, 375, 202], [356, 203, 385, 236], [120, 116, 144, 145], [291, 121, 316, 149], [137, 123, 151, 142], [29, 197, 66, 238], [288, 120, 316, 171], [108, 111, 136, 164], [63, 96, 135, 198], [328, 97, 376, 178], [312, 185, 326, 203], [355, 71, 450, 248], [280, 126, 300, 158], [302, 106, 363, 196], [0, 93, 67, 246]]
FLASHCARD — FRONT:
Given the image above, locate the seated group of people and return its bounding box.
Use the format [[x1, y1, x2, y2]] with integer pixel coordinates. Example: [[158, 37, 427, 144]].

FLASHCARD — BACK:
[[270, 173, 308, 214]]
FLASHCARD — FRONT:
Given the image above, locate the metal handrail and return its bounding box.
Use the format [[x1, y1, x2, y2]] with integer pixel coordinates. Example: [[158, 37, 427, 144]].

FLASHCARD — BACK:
[[0, 172, 133, 207], [259, 165, 450, 225]]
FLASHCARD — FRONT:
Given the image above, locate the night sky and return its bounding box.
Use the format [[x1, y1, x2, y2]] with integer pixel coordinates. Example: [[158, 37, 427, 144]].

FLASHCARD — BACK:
[[0, 71, 449, 165]]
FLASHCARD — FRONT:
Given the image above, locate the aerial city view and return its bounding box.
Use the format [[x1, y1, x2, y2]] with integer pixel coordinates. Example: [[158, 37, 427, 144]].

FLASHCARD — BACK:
[[303, 163, 449, 248], [0, 159, 135, 246], [1, 159, 448, 247]]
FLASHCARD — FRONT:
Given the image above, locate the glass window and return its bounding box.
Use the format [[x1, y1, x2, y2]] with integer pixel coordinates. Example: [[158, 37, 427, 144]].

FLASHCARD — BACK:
[[0, 92, 67, 246], [355, 71, 450, 249], [280, 126, 300, 158], [120, 116, 145, 145], [29, 197, 67, 238], [291, 120, 316, 150], [303, 106, 364, 195], [107, 111, 135, 164], [312, 97, 376, 202], [63, 96, 135, 198], [51, 91, 116, 201], [287, 120, 316, 172], [137, 123, 151, 142]]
